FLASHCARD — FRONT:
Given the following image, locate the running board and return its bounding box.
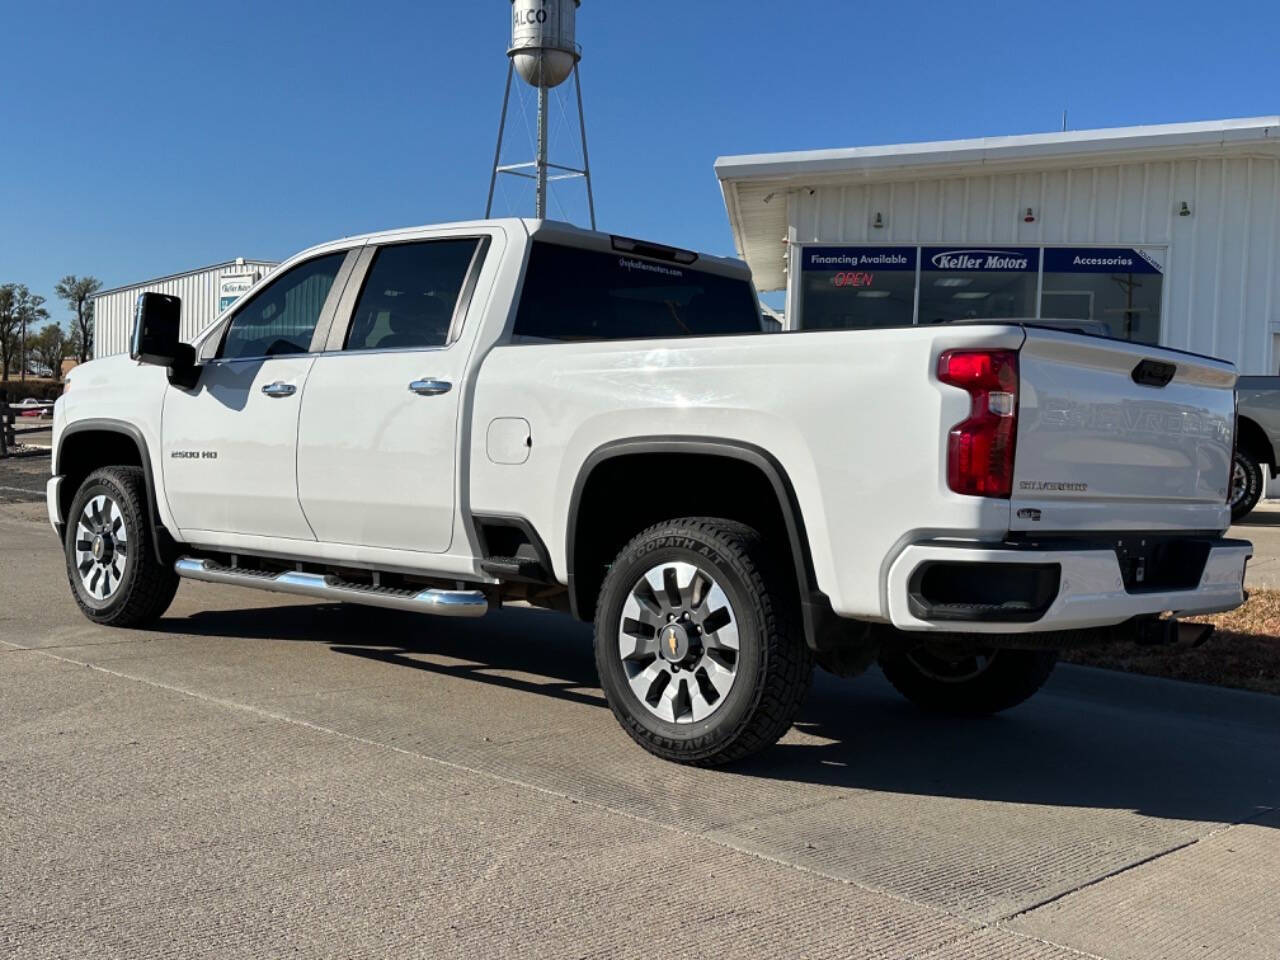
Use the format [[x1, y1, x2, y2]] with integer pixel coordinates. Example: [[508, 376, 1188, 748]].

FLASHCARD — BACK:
[[174, 557, 488, 618]]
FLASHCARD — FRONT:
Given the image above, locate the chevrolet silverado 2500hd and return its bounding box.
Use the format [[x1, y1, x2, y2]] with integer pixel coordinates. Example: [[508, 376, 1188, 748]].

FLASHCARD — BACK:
[[48, 219, 1253, 765]]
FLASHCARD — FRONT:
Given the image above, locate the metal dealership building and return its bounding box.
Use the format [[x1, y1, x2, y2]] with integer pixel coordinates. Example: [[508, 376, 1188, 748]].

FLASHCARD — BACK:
[[93, 258, 276, 358], [717, 116, 1280, 376]]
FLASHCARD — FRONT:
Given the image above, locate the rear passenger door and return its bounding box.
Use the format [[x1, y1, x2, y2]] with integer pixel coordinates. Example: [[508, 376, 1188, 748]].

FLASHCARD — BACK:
[[296, 236, 487, 553]]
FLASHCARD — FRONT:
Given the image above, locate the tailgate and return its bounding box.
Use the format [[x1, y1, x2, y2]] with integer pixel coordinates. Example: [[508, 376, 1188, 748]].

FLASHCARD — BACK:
[[1012, 329, 1236, 532]]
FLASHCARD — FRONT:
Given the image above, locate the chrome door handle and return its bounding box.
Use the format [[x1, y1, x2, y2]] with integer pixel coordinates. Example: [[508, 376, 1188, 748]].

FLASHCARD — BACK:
[[261, 381, 297, 398], [409, 379, 452, 396]]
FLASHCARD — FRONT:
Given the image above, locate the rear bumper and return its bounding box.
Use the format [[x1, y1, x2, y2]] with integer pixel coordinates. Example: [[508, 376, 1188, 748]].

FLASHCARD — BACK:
[[886, 537, 1251, 634]]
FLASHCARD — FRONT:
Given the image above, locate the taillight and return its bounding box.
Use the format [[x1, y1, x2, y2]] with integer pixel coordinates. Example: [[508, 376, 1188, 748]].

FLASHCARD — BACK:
[[937, 349, 1019, 498]]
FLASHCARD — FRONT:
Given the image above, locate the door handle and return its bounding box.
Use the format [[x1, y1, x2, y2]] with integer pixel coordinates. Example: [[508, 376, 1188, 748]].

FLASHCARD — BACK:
[[261, 381, 297, 398], [409, 379, 452, 396]]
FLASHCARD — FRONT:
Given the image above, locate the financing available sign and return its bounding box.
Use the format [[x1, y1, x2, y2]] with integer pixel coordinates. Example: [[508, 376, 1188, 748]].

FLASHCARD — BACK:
[[802, 246, 918, 271], [218, 273, 258, 312]]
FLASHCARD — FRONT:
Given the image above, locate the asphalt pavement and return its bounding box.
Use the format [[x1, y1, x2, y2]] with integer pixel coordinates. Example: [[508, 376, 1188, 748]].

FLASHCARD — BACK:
[[3, 500, 1280, 959]]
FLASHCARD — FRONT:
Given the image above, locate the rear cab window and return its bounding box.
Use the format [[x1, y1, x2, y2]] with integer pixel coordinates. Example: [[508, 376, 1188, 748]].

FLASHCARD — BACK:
[[513, 242, 761, 342]]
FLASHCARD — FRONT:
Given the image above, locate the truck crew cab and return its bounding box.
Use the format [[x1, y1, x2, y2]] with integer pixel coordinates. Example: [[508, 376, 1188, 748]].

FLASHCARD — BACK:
[[49, 219, 1252, 766]]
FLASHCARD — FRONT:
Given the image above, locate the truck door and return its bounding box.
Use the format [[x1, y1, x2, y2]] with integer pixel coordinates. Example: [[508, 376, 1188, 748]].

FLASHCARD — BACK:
[[295, 236, 488, 553], [161, 251, 354, 541]]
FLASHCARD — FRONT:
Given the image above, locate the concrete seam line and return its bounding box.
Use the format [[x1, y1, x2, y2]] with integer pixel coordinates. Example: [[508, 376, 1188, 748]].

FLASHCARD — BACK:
[[0, 485, 47, 495], [995, 807, 1277, 926], [2, 637, 983, 931]]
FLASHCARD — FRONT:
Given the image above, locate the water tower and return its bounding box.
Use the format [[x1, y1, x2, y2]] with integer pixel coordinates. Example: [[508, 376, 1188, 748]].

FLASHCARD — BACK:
[[486, 0, 596, 227]]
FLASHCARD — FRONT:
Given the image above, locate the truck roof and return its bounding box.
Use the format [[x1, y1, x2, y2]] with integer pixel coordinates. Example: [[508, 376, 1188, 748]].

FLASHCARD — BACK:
[[285, 218, 751, 280]]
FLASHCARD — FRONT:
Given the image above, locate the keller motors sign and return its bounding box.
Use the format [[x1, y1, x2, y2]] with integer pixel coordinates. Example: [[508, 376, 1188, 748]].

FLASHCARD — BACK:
[[923, 247, 1040, 272], [218, 272, 259, 312]]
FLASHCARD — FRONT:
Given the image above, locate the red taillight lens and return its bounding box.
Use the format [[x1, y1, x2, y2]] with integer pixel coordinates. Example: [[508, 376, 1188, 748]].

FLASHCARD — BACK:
[[937, 349, 1019, 498]]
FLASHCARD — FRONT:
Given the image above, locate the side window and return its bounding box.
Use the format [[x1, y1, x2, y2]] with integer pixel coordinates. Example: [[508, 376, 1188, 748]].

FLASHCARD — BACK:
[[344, 239, 480, 352], [218, 252, 346, 360]]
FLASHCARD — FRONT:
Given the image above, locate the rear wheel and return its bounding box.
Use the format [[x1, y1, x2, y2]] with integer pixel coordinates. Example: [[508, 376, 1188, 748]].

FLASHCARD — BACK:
[[593, 518, 813, 766], [1230, 448, 1264, 522], [64, 466, 179, 627], [878, 641, 1056, 715]]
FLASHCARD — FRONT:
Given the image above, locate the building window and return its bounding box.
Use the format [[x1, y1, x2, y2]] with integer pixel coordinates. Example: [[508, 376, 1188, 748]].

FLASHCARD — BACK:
[[917, 247, 1040, 325], [798, 246, 917, 330], [1040, 247, 1163, 344]]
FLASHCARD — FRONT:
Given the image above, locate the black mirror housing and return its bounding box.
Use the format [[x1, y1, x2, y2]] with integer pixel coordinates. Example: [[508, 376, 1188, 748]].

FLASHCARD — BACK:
[[130, 292, 183, 366]]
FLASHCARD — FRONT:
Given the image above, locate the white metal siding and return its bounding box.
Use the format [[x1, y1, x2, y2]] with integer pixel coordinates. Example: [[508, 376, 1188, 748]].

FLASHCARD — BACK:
[[93, 261, 277, 359], [788, 158, 1280, 376]]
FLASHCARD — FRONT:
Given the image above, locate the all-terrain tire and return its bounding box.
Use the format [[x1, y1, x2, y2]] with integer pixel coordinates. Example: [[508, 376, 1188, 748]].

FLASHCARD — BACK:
[[64, 466, 179, 627], [1230, 448, 1264, 522], [593, 518, 813, 766], [878, 644, 1057, 715]]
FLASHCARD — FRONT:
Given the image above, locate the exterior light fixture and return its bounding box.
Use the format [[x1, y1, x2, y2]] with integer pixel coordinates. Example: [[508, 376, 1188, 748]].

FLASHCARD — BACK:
[[1179, 201, 1192, 217], [1024, 207, 1036, 223], [872, 212, 885, 229]]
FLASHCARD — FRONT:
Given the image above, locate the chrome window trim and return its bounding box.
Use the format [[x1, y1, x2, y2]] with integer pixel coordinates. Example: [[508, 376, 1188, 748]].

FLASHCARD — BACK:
[[323, 246, 377, 352], [446, 236, 492, 345]]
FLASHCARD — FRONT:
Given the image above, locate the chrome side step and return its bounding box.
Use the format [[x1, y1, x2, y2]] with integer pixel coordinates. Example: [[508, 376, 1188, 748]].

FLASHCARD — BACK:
[[174, 557, 488, 618]]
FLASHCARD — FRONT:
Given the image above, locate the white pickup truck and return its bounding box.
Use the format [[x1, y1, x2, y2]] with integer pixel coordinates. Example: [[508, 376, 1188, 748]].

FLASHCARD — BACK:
[[48, 219, 1252, 765]]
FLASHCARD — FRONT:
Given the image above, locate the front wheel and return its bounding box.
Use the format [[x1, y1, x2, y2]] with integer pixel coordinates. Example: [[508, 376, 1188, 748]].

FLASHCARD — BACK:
[[593, 518, 813, 766], [878, 642, 1056, 715], [64, 466, 179, 627]]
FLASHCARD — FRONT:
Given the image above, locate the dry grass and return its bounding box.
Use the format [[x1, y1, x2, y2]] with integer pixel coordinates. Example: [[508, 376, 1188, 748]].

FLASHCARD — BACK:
[[1063, 590, 1280, 695]]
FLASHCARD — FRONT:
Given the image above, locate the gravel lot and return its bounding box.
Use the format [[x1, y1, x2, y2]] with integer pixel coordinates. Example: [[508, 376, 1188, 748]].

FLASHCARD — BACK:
[[3, 499, 1280, 959]]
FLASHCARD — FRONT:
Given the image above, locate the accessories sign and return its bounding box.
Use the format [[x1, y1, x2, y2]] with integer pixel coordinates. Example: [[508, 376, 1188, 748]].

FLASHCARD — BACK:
[[1042, 247, 1163, 274]]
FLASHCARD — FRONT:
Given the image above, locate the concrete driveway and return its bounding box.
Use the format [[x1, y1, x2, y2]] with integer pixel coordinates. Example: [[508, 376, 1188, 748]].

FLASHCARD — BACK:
[[2, 501, 1279, 959]]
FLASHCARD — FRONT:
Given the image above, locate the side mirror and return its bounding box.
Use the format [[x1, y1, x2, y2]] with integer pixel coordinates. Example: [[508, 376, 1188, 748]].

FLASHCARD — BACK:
[[131, 292, 199, 388], [130, 292, 183, 365]]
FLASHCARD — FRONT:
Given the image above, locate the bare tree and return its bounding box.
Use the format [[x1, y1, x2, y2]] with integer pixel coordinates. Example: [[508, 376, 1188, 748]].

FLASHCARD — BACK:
[[55, 275, 101, 363]]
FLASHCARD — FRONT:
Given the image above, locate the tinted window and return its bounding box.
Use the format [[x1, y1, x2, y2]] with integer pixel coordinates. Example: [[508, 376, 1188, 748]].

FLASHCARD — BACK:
[[219, 253, 345, 360], [513, 243, 760, 342], [345, 240, 480, 351]]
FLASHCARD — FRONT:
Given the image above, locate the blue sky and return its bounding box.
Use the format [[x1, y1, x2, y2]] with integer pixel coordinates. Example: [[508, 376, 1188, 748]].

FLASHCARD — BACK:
[[3, 0, 1280, 325]]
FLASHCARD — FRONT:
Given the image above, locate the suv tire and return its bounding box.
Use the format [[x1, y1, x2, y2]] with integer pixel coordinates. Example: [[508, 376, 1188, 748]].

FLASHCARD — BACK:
[[878, 643, 1056, 715], [1230, 448, 1264, 522], [594, 518, 813, 766], [64, 466, 179, 627]]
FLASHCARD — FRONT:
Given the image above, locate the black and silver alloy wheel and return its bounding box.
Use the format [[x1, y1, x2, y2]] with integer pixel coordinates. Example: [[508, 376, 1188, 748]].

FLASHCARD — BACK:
[[64, 466, 179, 627], [594, 517, 813, 766], [618, 561, 740, 724], [74, 494, 129, 602]]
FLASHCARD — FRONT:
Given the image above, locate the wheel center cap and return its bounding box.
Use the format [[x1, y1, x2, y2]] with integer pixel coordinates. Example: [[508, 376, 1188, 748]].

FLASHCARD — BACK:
[[659, 622, 692, 662], [92, 534, 113, 564]]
